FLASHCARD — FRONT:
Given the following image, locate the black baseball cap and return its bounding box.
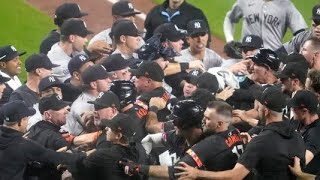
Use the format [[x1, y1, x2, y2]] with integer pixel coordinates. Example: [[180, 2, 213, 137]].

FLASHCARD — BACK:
[[39, 94, 71, 114], [185, 72, 219, 93], [240, 35, 263, 49], [68, 54, 92, 75], [154, 23, 186, 42], [187, 19, 208, 36], [25, 53, 59, 72], [129, 61, 164, 82], [113, 19, 143, 38], [312, 5, 320, 20], [0, 74, 10, 84], [278, 62, 308, 82], [288, 90, 318, 113], [54, 3, 88, 25], [102, 54, 131, 72], [250, 48, 280, 71], [281, 53, 308, 64], [88, 91, 120, 110], [112, 1, 141, 17], [60, 19, 93, 38], [2, 100, 36, 122], [38, 76, 65, 92], [81, 64, 113, 85], [256, 86, 286, 112], [103, 113, 136, 138], [0, 45, 26, 62]]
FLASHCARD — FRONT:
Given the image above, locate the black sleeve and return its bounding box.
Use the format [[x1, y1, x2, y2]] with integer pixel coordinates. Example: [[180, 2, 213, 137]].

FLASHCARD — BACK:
[[49, 132, 69, 150], [237, 136, 263, 170], [24, 139, 85, 166], [8, 91, 23, 102], [304, 128, 320, 155], [144, 6, 157, 41]]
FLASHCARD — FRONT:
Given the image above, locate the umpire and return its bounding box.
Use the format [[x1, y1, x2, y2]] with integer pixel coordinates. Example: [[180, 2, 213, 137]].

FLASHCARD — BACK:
[[0, 100, 85, 180]]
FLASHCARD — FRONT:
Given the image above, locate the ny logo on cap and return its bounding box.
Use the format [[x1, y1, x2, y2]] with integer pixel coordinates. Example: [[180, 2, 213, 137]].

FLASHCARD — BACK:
[[10, 46, 17, 52], [317, 8, 320, 15], [128, 3, 134, 9], [194, 22, 201, 29], [4, 116, 10, 122], [245, 36, 252, 43], [56, 94, 62, 100], [79, 55, 87, 61], [97, 92, 104, 99], [48, 76, 56, 82]]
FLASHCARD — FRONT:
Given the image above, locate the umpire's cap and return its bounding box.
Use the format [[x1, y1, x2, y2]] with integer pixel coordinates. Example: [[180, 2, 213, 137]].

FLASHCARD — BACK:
[[2, 100, 36, 123], [168, 100, 204, 130]]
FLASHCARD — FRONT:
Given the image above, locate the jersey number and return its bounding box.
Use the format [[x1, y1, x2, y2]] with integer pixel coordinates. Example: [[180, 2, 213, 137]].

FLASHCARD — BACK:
[[232, 145, 244, 158]]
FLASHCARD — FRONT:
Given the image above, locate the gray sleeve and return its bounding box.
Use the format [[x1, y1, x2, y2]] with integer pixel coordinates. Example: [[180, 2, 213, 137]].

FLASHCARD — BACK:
[[283, 30, 312, 54], [227, 0, 243, 23], [286, 2, 307, 34]]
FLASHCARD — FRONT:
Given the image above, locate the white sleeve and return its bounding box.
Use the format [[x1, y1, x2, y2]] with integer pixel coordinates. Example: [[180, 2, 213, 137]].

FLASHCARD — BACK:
[[286, 2, 307, 34], [224, 1, 243, 42], [141, 133, 163, 154]]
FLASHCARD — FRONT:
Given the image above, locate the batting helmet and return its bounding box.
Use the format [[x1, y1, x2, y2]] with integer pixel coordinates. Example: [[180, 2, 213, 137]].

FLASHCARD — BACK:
[[109, 80, 137, 109], [250, 48, 280, 71], [168, 100, 204, 130]]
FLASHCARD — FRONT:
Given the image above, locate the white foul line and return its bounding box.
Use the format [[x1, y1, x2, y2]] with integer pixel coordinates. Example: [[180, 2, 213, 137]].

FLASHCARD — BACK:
[[106, 0, 147, 20]]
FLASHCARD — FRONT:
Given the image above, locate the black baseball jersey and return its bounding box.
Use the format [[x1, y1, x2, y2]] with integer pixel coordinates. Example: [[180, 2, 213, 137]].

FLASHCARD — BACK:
[[300, 120, 320, 174], [170, 128, 244, 179], [238, 121, 306, 180]]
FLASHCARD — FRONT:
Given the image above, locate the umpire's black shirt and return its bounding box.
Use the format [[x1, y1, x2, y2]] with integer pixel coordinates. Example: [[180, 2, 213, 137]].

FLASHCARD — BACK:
[[301, 120, 320, 174], [238, 121, 306, 180], [0, 126, 84, 180]]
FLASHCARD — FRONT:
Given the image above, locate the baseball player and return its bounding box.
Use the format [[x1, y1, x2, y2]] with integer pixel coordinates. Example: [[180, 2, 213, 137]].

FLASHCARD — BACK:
[[224, 0, 307, 50]]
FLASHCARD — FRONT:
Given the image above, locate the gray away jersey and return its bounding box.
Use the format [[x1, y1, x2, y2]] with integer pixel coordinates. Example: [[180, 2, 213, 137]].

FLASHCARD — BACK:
[[225, 0, 307, 50]]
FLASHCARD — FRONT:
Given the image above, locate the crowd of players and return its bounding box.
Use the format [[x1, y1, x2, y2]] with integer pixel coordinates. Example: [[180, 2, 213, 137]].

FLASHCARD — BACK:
[[0, 0, 320, 179]]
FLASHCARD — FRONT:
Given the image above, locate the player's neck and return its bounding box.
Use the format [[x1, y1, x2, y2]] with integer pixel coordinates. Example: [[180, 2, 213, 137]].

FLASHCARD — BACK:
[[303, 114, 319, 126], [185, 128, 202, 146], [189, 47, 205, 60], [59, 41, 73, 56], [169, 0, 184, 10]]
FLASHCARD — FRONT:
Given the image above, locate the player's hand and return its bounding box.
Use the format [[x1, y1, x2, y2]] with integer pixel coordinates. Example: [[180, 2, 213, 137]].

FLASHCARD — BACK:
[[149, 97, 166, 110], [189, 60, 205, 72], [288, 156, 303, 176], [87, 40, 113, 55], [240, 132, 252, 144], [228, 59, 251, 74], [232, 110, 249, 122], [174, 162, 199, 180], [85, 149, 96, 156], [56, 146, 68, 153], [215, 86, 235, 100], [118, 159, 142, 176]]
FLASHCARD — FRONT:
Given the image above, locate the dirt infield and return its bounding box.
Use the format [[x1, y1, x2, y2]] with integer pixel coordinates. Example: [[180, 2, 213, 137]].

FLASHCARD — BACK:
[[26, 0, 226, 57]]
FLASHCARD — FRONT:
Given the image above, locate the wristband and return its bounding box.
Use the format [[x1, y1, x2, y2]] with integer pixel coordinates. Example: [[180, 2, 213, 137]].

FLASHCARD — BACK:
[[180, 62, 189, 72], [149, 106, 159, 113]]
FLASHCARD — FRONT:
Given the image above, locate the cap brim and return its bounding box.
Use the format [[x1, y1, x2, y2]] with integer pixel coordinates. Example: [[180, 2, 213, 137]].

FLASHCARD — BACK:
[[19, 51, 26, 56], [120, 11, 141, 17], [101, 119, 117, 130], [128, 68, 140, 76], [39, 82, 66, 92], [188, 30, 208, 36], [52, 101, 72, 111], [80, 12, 89, 17], [51, 63, 60, 68], [24, 107, 36, 117]]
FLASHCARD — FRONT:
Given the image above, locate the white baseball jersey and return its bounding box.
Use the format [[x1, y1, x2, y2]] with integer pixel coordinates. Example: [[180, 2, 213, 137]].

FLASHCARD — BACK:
[[224, 0, 307, 50]]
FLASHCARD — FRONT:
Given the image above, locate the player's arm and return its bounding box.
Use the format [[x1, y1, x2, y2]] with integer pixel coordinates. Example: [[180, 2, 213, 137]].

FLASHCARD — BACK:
[[287, 2, 307, 35], [223, 1, 243, 42], [175, 162, 249, 180], [289, 157, 317, 180]]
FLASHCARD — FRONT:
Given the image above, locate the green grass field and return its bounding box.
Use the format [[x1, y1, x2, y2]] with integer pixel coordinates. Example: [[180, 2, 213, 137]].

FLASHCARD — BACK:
[[0, 0, 54, 80], [153, 0, 319, 41]]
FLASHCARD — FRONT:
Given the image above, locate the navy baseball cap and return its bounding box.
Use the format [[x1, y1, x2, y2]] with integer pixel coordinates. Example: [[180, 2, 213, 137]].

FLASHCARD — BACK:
[[102, 54, 131, 72], [2, 100, 36, 122], [255, 86, 286, 112], [129, 61, 164, 82], [288, 90, 318, 113], [0, 45, 26, 62], [54, 3, 88, 25], [88, 91, 120, 110], [187, 20, 208, 36], [312, 5, 320, 20], [154, 23, 186, 42], [68, 54, 92, 75], [61, 19, 93, 38], [39, 76, 65, 92], [278, 62, 308, 82], [112, 19, 143, 38], [112, 1, 141, 17], [81, 64, 113, 85], [25, 53, 59, 72], [0, 74, 10, 84], [103, 113, 136, 138], [39, 94, 71, 114], [240, 35, 263, 49]]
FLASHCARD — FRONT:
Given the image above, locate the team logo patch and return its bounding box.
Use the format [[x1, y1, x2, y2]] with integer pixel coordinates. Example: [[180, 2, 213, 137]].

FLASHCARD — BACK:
[[194, 22, 201, 29]]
